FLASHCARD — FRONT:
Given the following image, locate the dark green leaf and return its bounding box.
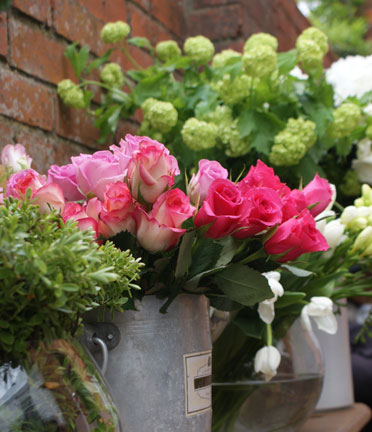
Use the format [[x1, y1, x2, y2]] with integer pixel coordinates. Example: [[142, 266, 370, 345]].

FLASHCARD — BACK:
[[188, 238, 224, 280], [0, 331, 14, 345], [175, 231, 196, 278], [237, 109, 256, 138], [65, 43, 90, 78], [275, 292, 306, 308], [233, 315, 265, 339], [213, 264, 273, 306], [0, 0, 12, 12], [86, 49, 113, 74], [208, 295, 242, 311]]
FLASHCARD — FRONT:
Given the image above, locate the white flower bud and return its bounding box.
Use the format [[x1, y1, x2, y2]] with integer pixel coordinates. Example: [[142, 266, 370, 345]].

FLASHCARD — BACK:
[[254, 345, 281, 381]]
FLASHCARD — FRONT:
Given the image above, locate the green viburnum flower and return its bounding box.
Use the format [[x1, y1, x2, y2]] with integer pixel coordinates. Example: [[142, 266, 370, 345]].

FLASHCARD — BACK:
[[296, 38, 323, 74], [146, 100, 178, 133], [182, 118, 218, 151], [366, 125, 372, 140], [205, 105, 233, 125], [100, 63, 124, 88], [183, 35, 215, 65], [155, 40, 181, 62], [141, 98, 158, 116], [299, 27, 328, 55], [57, 80, 85, 109], [243, 44, 277, 77], [101, 21, 130, 44], [244, 33, 278, 52], [216, 74, 252, 105], [269, 117, 317, 166], [340, 170, 362, 197], [212, 49, 241, 68], [223, 122, 251, 157], [331, 103, 362, 139]]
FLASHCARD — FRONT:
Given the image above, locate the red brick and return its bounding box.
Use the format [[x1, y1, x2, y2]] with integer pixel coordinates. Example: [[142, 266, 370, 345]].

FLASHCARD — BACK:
[[9, 18, 75, 85], [52, 0, 100, 53], [0, 67, 53, 131], [114, 120, 138, 145], [188, 5, 242, 40], [214, 39, 244, 54], [276, 0, 309, 33], [55, 96, 103, 149], [192, 0, 238, 8], [131, 0, 151, 12], [0, 117, 15, 145], [129, 3, 174, 45], [13, 0, 52, 25], [77, 0, 127, 22], [110, 44, 153, 71], [275, 7, 300, 51], [151, 0, 186, 37], [0, 13, 7, 57]]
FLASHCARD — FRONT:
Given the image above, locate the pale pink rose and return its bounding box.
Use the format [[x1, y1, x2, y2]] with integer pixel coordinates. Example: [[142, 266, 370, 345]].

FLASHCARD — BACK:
[[6, 169, 45, 199], [71, 151, 125, 200], [33, 183, 65, 214], [1, 144, 32, 172], [48, 164, 84, 201], [76, 218, 99, 238], [128, 139, 179, 204], [62, 202, 87, 222], [133, 207, 185, 252], [83, 197, 113, 238], [152, 188, 195, 228], [187, 159, 228, 204], [110, 136, 140, 174], [100, 182, 135, 236]]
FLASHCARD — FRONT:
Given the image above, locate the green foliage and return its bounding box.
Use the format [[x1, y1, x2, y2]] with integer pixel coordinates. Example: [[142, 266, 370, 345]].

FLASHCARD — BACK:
[[0, 198, 142, 363], [301, 0, 372, 56]]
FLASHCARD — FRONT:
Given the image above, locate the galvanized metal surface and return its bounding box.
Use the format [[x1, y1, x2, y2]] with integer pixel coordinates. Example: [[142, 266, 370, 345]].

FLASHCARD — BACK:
[[86, 294, 212, 432]]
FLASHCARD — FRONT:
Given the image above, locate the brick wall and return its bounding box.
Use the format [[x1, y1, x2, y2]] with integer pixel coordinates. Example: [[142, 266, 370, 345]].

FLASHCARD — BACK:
[[0, 0, 311, 173]]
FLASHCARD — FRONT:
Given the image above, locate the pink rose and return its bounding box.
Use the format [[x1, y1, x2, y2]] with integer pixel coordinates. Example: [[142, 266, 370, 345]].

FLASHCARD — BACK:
[[1, 144, 32, 172], [302, 174, 333, 217], [71, 151, 125, 200], [100, 182, 135, 236], [48, 164, 84, 201], [194, 179, 245, 238], [152, 189, 195, 229], [239, 160, 290, 197], [76, 218, 99, 238], [133, 207, 185, 252], [264, 209, 329, 262], [6, 169, 45, 199], [62, 201, 100, 239], [33, 183, 65, 214], [62, 202, 87, 222], [110, 136, 140, 174], [187, 159, 228, 205], [234, 187, 283, 238], [128, 138, 179, 204]]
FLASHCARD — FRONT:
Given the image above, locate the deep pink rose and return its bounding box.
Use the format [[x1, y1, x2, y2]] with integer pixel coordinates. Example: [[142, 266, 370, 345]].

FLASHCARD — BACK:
[[1, 144, 32, 172], [187, 159, 228, 204], [302, 174, 333, 217], [100, 182, 135, 236], [239, 160, 290, 197], [6, 169, 45, 198], [62, 202, 87, 222], [48, 164, 84, 201], [264, 209, 329, 262], [71, 151, 125, 200], [234, 187, 283, 238], [152, 189, 195, 229], [33, 183, 65, 214], [194, 179, 245, 238], [281, 189, 307, 221], [128, 139, 179, 204], [133, 207, 185, 252]]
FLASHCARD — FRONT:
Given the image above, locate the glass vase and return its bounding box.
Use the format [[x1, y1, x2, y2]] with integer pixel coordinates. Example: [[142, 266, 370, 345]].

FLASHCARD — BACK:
[[0, 338, 122, 432], [213, 318, 324, 432]]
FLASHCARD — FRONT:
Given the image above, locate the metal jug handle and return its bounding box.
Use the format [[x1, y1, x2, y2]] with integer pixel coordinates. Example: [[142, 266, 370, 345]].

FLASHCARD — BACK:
[[92, 336, 109, 375], [82, 322, 121, 376]]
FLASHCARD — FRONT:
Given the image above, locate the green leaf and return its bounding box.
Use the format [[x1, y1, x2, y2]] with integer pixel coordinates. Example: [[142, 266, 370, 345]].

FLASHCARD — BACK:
[[65, 43, 90, 78], [275, 292, 306, 308], [127, 37, 154, 54], [213, 264, 273, 306], [0, 320, 9, 328], [215, 237, 240, 267], [175, 231, 196, 278], [303, 101, 333, 137], [237, 109, 256, 138], [208, 295, 242, 311], [132, 72, 170, 105], [0, 331, 14, 345], [233, 315, 265, 339], [0, 0, 12, 12], [277, 49, 298, 75], [188, 238, 224, 280], [86, 49, 113, 74], [281, 264, 314, 277], [61, 283, 80, 292]]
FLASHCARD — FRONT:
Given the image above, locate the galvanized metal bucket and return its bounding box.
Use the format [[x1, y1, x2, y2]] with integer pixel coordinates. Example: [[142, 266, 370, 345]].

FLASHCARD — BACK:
[[84, 294, 212, 432]]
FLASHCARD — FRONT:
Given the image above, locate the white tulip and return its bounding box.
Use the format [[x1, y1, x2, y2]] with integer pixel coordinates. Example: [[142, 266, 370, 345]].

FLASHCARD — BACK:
[[254, 345, 281, 381], [258, 272, 284, 324], [301, 296, 338, 335], [322, 219, 346, 250]]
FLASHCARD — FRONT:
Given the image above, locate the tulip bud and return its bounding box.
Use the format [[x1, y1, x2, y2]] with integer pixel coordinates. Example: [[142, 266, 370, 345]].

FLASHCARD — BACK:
[[254, 345, 281, 381]]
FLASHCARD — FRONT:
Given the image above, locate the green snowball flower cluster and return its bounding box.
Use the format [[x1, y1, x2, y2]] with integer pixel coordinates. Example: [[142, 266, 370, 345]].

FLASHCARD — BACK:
[[100, 63, 124, 88], [340, 170, 362, 198], [216, 74, 252, 105], [331, 103, 362, 139], [244, 33, 278, 52], [212, 49, 241, 68], [156, 40, 181, 62], [57, 79, 85, 109], [243, 44, 277, 78], [269, 117, 317, 166], [183, 35, 215, 66], [141, 98, 178, 133], [101, 21, 130, 44], [296, 27, 328, 74], [181, 118, 218, 151]]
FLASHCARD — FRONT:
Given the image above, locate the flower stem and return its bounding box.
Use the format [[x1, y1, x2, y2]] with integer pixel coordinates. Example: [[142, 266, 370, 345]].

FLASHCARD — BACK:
[[121, 46, 143, 70], [239, 248, 266, 265], [266, 323, 273, 346]]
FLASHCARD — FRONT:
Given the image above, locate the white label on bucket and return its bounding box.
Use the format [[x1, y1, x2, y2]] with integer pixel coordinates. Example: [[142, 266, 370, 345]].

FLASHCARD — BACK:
[[184, 350, 212, 416]]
